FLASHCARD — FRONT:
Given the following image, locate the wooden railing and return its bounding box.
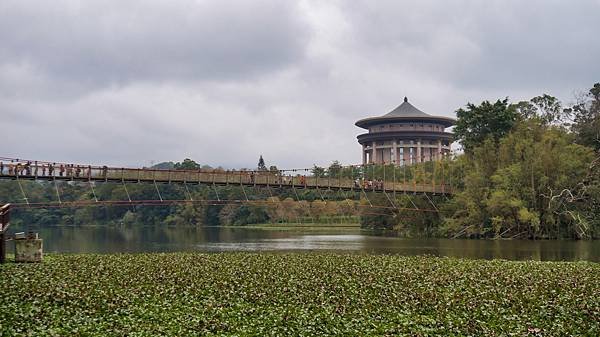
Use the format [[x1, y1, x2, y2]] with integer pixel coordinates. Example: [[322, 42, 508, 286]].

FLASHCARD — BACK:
[[0, 158, 453, 195]]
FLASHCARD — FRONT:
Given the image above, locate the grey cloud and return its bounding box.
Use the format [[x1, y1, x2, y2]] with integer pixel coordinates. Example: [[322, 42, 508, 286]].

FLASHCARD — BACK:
[[0, 0, 308, 89], [339, 0, 600, 94], [2, 1, 599, 169]]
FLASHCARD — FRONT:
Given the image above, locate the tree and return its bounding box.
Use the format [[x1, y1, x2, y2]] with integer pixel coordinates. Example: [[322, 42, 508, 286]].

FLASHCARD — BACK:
[[327, 161, 342, 178], [257, 155, 267, 171], [570, 83, 600, 151], [174, 158, 200, 170], [444, 119, 594, 239], [513, 94, 569, 126], [453, 99, 518, 151], [311, 165, 325, 178]]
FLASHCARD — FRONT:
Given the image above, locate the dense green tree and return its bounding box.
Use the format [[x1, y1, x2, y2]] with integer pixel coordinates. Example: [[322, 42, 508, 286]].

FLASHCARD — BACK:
[[174, 158, 201, 170], [444, 120, 595, 239], [453, 99, 518, 152]]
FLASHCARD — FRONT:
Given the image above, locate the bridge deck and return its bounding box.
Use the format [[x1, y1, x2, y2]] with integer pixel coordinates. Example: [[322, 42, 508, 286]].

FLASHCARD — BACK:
[[0, 162, 452, 195]]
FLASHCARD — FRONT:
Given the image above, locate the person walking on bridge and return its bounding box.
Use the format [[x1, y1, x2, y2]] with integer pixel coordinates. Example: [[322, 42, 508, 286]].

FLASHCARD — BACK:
[[25, 161, 31, 176]]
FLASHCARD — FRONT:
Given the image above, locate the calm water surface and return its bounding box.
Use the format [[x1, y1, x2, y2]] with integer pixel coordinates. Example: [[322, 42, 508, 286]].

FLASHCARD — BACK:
[[9, 225, 600, 261]]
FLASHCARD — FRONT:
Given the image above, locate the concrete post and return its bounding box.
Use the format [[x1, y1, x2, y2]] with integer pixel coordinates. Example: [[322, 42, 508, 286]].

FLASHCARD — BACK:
[[362, 144, 367, 165], [437, 140, 442, 161], [15, 233, 43, 263], [392, 140, 397, 165], [417, 139, 422, 163]]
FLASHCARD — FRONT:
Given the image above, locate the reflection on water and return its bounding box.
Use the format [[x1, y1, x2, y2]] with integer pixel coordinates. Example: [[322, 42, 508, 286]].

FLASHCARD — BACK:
[[8, 225, 600, 261]]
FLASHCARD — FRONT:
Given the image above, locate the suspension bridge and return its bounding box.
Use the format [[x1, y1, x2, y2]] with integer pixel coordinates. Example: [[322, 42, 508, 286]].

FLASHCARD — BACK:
[[0, 156, 458, 262], [0, 156, 454, 205]]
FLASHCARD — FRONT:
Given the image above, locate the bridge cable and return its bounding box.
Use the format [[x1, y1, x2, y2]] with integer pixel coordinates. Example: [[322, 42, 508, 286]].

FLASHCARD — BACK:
[[407, 194, 419, 211], [184, 182, 193, 201], [88, 180, 98, 203], [53, 176, 62, 205], [239, 171, 249, 202], [15, 174, 29, 205], [315, 185, 332, 225], [240, 183, 249, 202], [122, 181, 132, 203], [383, 191, 398, 210], [403, 157, 407, 197], [292, 185, 314, 224], [339, 188, 357, 224], [393, 162, 397, 199], [211, 182, 220, 202], [441, 157, 451, 202], [423, 192, 439, 212], [153, 181, 163, 202]]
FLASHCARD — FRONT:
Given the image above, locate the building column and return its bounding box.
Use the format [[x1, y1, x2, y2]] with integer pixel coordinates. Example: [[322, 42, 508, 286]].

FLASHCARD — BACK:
[[362, 144, 367, 165], [399, 140, 404, 166], [392, 140, 397, 165], [372, 141, 377, 164], [437, 140, 442, 161], [416, 139, 422, 163]]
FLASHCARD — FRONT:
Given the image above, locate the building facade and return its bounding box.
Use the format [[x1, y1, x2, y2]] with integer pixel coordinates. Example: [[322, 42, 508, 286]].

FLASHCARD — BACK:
[[356, 97, 455, 165]]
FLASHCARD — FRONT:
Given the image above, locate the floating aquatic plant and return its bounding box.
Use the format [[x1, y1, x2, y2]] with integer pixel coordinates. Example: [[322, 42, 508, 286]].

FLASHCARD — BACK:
[[1, 253, 598, 336]]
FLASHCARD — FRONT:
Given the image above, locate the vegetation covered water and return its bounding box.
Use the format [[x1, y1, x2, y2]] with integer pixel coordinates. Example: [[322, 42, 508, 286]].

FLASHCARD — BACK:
[[1, 253, 598, 336]]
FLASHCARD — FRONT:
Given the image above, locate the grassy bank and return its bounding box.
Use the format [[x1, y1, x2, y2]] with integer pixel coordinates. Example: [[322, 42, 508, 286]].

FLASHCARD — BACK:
[[1, 253, 598, 336]]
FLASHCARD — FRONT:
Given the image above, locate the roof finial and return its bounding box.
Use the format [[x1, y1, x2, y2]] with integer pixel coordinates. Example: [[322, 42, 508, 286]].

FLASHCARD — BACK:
[[404, 96, 408, 103]]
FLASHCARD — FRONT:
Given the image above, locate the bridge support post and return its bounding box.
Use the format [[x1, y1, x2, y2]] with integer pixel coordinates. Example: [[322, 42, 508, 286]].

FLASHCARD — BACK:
[[0, 231, 4, 264], [0, 204, 10, 264]]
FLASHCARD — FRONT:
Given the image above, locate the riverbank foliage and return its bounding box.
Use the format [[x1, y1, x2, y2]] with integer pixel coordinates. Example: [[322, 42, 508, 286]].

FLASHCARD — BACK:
[[1, 253, 598, 336], [441, 84, 600, 239], [361, 83, 600, 239]]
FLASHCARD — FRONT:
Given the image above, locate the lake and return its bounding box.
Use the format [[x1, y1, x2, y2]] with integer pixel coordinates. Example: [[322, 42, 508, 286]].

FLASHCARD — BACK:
[[8, 225, 600, 261]]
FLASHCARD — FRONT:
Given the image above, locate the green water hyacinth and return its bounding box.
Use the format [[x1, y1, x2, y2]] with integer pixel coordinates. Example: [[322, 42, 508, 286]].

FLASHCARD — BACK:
[[1, 253, 598, 336]]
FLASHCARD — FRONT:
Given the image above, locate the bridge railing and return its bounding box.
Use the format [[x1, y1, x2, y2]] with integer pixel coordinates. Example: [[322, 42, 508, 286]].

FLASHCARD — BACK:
[[0, 157, 454, 194]]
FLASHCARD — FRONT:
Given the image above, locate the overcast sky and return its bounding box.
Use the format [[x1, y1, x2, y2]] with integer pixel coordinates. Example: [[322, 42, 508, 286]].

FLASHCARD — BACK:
[[2, 0, 599, 169]]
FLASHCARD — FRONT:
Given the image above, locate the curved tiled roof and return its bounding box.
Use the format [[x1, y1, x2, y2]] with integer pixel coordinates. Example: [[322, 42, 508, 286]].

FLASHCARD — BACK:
[[355, 97, 456, 129], [384, 97, 431, 118]]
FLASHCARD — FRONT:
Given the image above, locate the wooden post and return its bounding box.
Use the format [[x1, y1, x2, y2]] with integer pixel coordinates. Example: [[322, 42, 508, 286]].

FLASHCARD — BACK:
[[0, 204, 10, 264], [0, 232, 4, 264]]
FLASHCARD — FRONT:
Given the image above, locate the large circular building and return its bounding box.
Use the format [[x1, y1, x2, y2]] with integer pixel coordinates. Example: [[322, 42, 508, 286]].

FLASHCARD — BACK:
[[356, 97, 455, 165]]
